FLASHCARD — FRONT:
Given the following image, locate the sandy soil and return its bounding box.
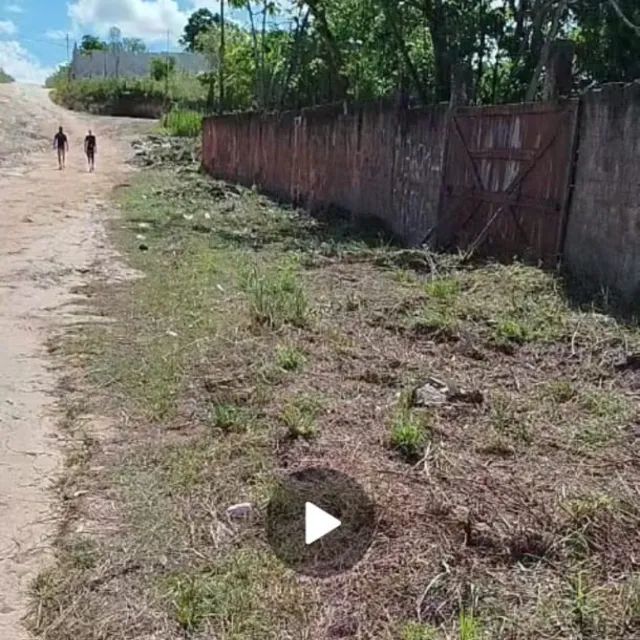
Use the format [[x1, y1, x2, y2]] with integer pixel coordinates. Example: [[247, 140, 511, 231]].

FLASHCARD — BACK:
[[0, 83, 150, 639]]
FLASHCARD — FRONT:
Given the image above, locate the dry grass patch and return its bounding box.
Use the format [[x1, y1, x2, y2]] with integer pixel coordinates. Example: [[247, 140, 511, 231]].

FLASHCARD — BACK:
[[32, 162, 640, 640]]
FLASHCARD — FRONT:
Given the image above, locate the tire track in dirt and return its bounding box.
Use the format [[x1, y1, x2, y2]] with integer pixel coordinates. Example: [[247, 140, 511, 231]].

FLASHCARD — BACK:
[[0, 83, 150, 639]]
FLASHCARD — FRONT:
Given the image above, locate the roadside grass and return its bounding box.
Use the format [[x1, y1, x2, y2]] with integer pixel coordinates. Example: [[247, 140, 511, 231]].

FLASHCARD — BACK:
[[415, 264, 572, 348], [163, 550, 308, 635], [240, 261, 311, 329], [32, 159, 640, 640], [161, 109, 203, 137]]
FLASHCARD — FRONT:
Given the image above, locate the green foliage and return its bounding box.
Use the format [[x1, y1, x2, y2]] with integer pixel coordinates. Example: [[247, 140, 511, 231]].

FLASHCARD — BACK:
[[0, 68, 14, 83], [390, 403, 428, 462], [79, 34, 107, 53], [161, 109, 202, 137], [164, 551, 304, 635], [177, 1, 640, 113], [50, 74, 206, 114], [275, 344, 306, 372], [207, 404, 253, 433], [150, 57, 176, 81], [122, 37, 147, 53], [45, 64, 69, 88], [240, 263, 310, 329], [181, 7, 219, 52], [281, 395, 320, 440], [400, 621, 438, 640]]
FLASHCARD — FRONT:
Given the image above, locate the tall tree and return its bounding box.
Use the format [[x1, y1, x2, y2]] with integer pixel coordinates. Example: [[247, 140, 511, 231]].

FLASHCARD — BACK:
[[122, 38, 147, 53], [181, 8, 219, 51], [79, 35, 108, 53]]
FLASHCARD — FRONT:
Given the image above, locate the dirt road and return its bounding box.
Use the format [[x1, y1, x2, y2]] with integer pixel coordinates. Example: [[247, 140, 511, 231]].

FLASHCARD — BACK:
[[0, 84, 149, 639]]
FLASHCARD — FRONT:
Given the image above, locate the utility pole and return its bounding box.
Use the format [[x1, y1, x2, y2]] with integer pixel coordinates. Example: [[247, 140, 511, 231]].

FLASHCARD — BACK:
[[165, 30, 170, 105], [219, 0, 225, 114], [66, 33, 71, 85]]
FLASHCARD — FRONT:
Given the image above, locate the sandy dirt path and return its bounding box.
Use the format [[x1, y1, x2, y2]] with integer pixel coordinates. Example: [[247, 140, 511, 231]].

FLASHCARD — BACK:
[[0, 84, 150, 639]]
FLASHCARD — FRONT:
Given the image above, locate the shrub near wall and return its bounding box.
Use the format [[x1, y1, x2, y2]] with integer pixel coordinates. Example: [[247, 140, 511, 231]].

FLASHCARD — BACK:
[[51, 74, 207, 119]]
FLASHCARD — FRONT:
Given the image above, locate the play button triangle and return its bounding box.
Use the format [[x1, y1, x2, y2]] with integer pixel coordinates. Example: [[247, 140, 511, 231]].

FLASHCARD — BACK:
[[305, 501, 341, 545]]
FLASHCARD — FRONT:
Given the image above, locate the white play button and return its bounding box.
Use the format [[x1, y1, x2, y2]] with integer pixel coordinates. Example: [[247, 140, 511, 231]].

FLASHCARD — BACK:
[[305, 501, 341, 545]]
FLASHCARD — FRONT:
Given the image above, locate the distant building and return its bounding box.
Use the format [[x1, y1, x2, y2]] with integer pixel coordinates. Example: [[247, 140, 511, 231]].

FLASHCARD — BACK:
[[70, 46, 208, 80]]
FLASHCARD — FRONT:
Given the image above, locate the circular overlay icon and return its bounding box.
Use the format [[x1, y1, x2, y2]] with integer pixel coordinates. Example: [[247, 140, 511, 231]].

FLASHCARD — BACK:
[[266, 467, 376, 577]]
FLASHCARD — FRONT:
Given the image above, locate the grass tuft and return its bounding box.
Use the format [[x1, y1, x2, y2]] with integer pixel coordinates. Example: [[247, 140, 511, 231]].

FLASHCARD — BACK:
[[281, 395, 321, 440], [241, 263, 310, 329], [275, 344, 306, 372], [390, 404, 428, 462]]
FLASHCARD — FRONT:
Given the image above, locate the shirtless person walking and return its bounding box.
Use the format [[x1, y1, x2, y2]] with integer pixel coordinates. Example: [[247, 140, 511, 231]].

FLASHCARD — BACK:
[[84, 129, 97, 172], [53, 126, 69, 170]]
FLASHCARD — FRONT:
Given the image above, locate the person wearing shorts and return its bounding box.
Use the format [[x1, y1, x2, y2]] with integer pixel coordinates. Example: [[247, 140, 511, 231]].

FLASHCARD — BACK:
[[84, 130, 97, 172], [53, 126, 69, 170]]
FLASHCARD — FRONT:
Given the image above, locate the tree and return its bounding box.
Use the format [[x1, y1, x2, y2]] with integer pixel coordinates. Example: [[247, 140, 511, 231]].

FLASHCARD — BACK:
[[573, 0, 640, 84], [0, 68, 14, 83], [150, 57, 176, 81], [181, 8, 219, 51], [79, 35, 108, 53], [122, 37, 147, 53]]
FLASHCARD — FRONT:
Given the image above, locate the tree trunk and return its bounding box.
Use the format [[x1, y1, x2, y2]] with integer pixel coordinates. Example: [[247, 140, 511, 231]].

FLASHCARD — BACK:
[[305, 0, 348, 99], [426, 0, 451, 102], [380, 0, 430, 105], [525, 0, 567, 102], [246, 2, 261, 108], [219, 0, 225, 113]]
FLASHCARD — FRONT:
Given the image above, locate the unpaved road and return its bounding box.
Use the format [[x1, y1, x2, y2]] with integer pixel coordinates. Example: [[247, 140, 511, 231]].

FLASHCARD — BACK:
[[0, 84, 149, 639]]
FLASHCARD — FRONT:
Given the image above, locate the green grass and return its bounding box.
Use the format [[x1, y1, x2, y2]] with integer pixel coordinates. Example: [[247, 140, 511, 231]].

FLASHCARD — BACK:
[[281, 395, 321, 440], [206, 403, 256, 433], [459, 611, 483, 640], [161, 109, 203, 137], [50, 74, 207, 114], [163, 550, 309, 635], [400, 621, 438, 639], [416, 264, 571, 346], [33, 162, 640, 640], [390, 404, 428, 462], [275, 344, 306, 372], [240, 262, 310, 329]]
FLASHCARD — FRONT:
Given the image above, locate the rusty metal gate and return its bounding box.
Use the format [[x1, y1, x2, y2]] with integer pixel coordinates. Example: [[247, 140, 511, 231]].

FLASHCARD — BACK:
[[438, 100, 579, 265]]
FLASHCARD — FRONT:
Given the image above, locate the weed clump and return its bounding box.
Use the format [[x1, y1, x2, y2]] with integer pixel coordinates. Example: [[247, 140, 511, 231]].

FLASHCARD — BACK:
[[241, 263, 310, 329], [275, 344, 306, 372], [390, 398, 429, 462], [282, 395, 321, 440]]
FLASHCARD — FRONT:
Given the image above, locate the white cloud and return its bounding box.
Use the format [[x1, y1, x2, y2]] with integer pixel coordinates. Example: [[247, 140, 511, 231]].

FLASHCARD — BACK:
[[0, 19, 17, 35], [0, 40, 54, 83], [45, 29, 68, 41], [68, 0, 190, 45], [4, 3, 22, 14]]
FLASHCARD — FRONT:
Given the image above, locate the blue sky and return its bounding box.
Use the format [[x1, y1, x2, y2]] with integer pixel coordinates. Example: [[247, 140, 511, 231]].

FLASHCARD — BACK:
[[0, 0, 262, 83]]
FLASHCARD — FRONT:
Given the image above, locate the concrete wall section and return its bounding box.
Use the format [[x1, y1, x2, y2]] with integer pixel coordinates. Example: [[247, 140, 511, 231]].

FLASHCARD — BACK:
[[71, 51, 208, 79], [565, 82, 640, 305]]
